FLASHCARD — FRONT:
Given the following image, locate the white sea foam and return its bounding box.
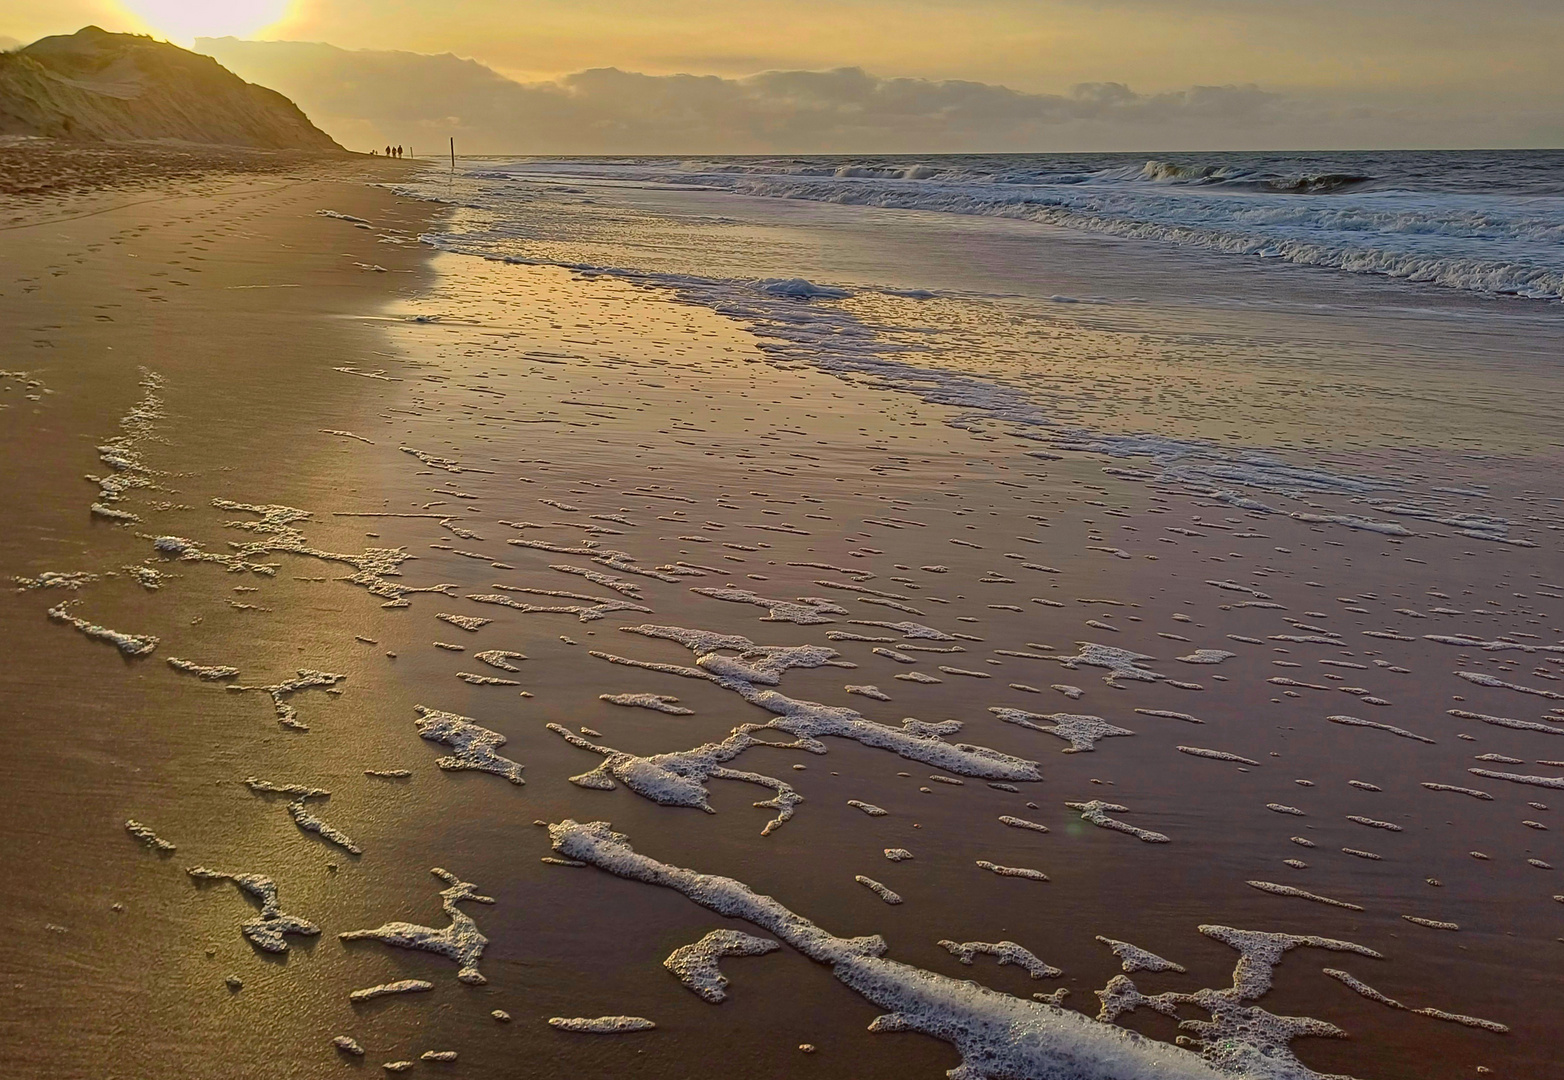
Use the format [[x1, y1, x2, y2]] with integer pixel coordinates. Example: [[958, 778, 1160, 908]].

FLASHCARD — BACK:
[[1448, 709, 1564, 736], [939, 939, 1062, 979], [1327, 714, 1435, 744], [47, 600, 158, 657], [340, 868, 493, 984], [244, 776, 362, 854], [87, 369, 163, 522], [475, 649, 527, 671], [1246, 881, 1363, 911], [548, 1016, 656, 1033], [225, 669, 345, 731], [550, 819, 1236, 1078], [1323, 969, 1508, 1033], [547, 722, 802, 834], [600, 692, 694, 714], [348, 979, 433, 1003], [14, 571, 97, 591], [1177, 746, 1260, 766], [1054, 643, 1163, 685], [1455, 671, 1564, 701], [186, 868, 320, 952], [991, 708, 1135, 753], [1065, 800, 1170, 843], [469, 589, 650, 622], [1467, 768, 1564, 791], [856, 875, 903, 904], [664, 929, 780, 1002], [124, 819, 175, 852], [413, 705, 525, 783], [598, 625, 1043, 782], [1095, 937, 1185, 974]]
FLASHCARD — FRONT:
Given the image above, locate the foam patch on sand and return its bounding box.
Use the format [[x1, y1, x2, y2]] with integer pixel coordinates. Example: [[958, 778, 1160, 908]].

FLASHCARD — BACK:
[[348, 980, 433, 1003], [1455, 670, 1564, 700], [547, 723, 801, 834], [225, 669, 345, 731], [244, 777, 361, 854], [1327, 715, 1435, 743], [1054, 643, 1164, 684], [507, 537, 688, 583], [1177, 746, 1260, 766], [414, 706, 525, 784], [1449, 709, 1564, 736], [469, 588, 650, 622], [594, 625, 1043, 784], [1096, 937, 1186, 974], [340, 868, 493, 984], [1323, 970, 1508, 1033], [691, 586, 847, 624], [999, 815, 1050, 833], [14, 571, 97, 590], [940, 939, 1062, 979], [1135, 709, 1204, 724], [548, 1016, 656, 1033], [1065, 800, 1171, 843], [186, 868, 319, 952], [856, 875, 904, 904], [1246, 881, 1363, 911], [991, 708, 1134, 753], [47, 599, 158, 657], [150, 534, 278, 576], [977, 860, 1050, 881], [436, 612, 491, 631], [550, 819, 1264, 1078], [204, 499, 454, 606], [87, 369, 163, 522], [167, 658, 239, 680], [475, 650, 526, 671], [600, 693, 693, 715], [125, 819, 175, 852], [1097, 924, 1382, 1074], [664, 929, 780, 1003], [1467, 768, 1564, 791], [1178, 650, 1236, 665]]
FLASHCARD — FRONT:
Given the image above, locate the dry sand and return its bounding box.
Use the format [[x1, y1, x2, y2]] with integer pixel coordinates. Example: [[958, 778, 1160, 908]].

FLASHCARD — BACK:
[[1, 149, 1560, 1080]]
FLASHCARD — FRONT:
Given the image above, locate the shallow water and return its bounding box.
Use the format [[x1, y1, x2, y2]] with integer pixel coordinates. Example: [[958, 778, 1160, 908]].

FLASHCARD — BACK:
[[445, 150, 1564, 299]]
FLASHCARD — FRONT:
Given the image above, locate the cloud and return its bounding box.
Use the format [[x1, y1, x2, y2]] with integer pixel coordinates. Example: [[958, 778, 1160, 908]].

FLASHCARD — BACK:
[[0, 35, 24, 51], [197, 37, 1561, 154]]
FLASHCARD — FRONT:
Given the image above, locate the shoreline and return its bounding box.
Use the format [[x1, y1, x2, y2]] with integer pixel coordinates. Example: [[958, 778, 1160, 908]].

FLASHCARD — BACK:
[[2, 158, 1560, 1079]]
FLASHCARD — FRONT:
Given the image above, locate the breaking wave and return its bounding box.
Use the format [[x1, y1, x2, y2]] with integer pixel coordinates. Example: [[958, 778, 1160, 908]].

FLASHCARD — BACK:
[[494, 151, 1564, 301]]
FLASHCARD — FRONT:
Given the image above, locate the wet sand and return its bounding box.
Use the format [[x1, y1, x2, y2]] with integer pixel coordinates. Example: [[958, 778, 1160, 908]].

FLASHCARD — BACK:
[[1, 157, 1561, 1080]]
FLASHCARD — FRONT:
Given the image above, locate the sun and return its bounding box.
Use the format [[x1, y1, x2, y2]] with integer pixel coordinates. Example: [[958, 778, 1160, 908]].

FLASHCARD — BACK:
[[117, 0, 294, 44]]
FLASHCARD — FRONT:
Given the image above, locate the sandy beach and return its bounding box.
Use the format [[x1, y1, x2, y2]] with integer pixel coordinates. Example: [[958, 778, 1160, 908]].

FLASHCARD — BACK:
[[2, 150, 1562, 1080]]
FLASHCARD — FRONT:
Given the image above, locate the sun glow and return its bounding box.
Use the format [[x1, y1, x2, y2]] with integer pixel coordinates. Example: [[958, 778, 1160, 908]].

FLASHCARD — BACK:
[[116, 0, 294, 44]]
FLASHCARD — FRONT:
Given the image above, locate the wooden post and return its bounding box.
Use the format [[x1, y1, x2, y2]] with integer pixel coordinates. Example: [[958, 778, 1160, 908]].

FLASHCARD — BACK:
[[449, 137, 455, 173]]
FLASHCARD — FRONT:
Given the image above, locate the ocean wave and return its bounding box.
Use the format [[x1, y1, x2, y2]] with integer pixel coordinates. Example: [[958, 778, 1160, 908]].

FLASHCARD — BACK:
[[749, 277, 853, 299], [1137, 159, 1374, 193], [501, 155, 1564, 300], [706, 175, 1563, 300]]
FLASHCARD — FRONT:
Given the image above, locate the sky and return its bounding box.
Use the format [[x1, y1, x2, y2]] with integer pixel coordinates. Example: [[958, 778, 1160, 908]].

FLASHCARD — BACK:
[[4, 1, 1561, 151]]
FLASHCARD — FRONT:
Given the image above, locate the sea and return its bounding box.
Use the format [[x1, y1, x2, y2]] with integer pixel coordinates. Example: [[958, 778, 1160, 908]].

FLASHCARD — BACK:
[[422, 150, 1564, 300], [399, 150, 1564, 507]]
